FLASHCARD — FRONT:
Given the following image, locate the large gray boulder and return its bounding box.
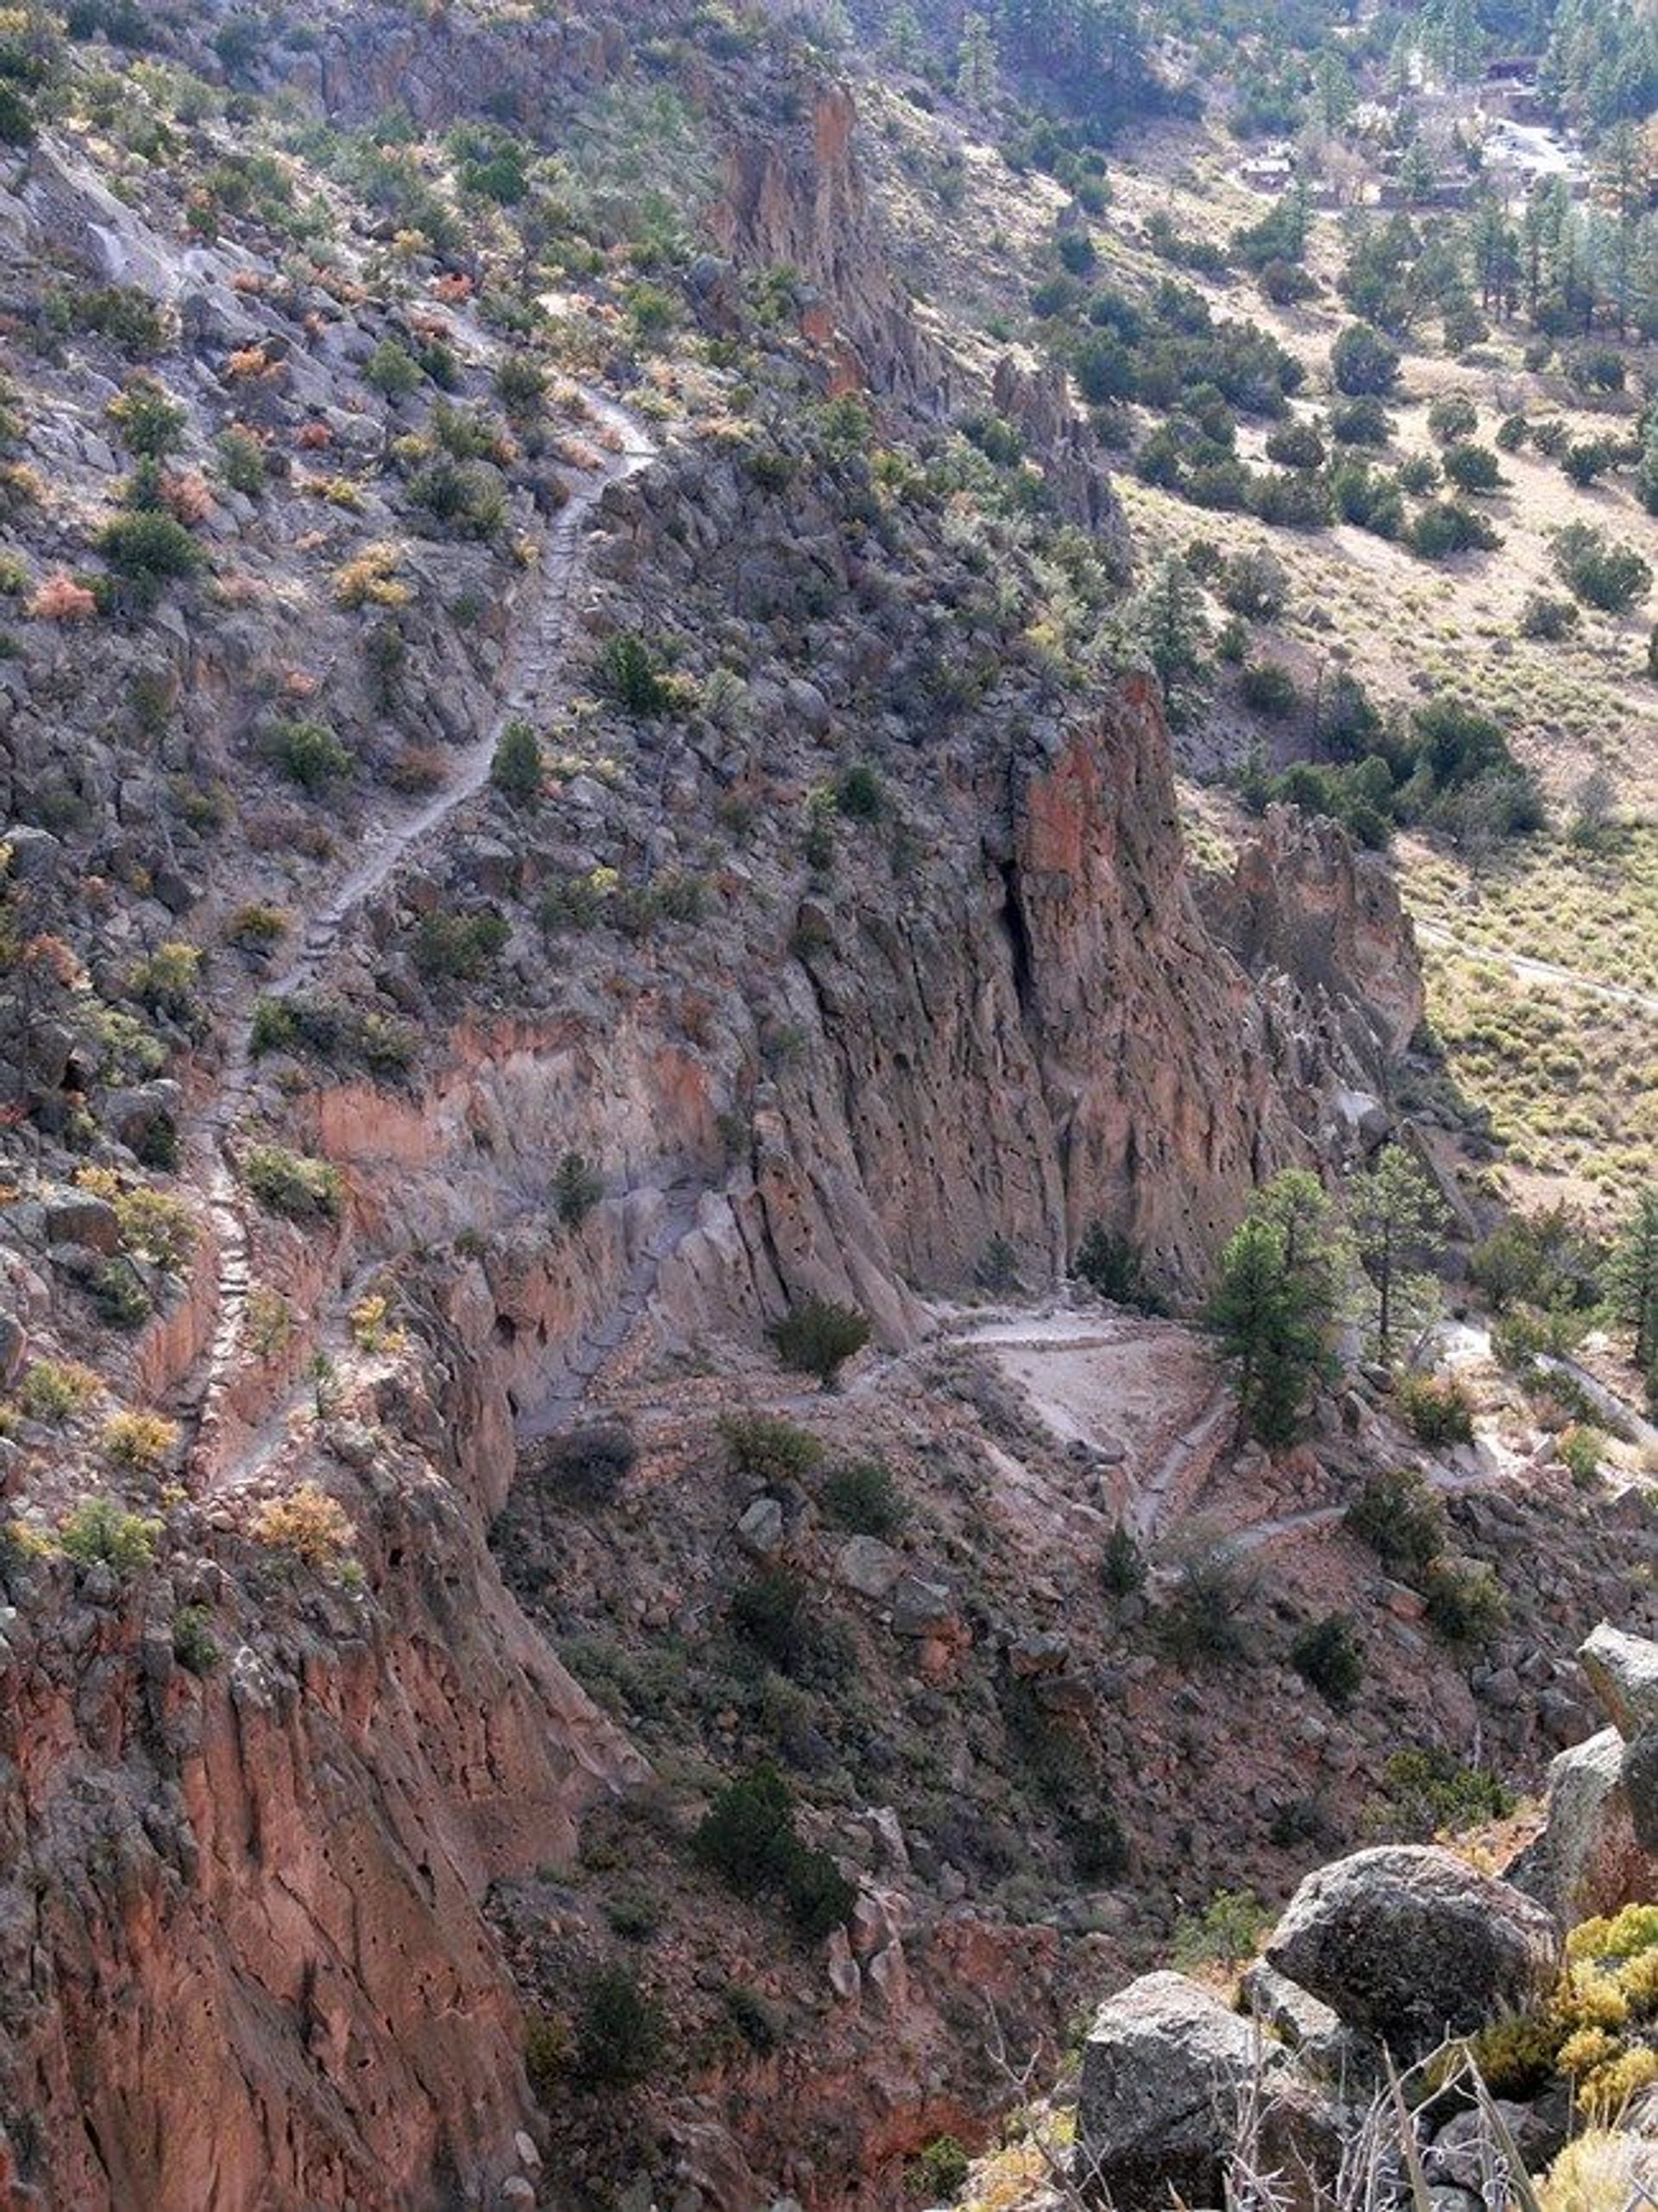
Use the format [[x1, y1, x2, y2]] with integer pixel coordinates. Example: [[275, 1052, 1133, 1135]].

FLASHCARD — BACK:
[[1579, 1625, 1658, 1739], [1265, 1847, 1556, 2057], [1073, 1971, 1338, 2210]]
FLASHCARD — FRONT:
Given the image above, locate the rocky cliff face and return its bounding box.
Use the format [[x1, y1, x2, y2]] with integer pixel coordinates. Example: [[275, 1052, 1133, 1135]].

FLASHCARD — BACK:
[[0, 1420, 642, 2211]]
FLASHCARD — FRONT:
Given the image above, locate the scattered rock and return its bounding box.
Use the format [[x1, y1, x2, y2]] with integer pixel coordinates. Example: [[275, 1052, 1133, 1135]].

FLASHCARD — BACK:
[[735, 1496, 786, 1558], [835, 1534, 905, 1599]]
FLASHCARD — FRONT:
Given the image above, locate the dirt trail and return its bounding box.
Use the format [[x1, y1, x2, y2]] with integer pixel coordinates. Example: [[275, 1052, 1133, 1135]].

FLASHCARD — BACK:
[[1414, 918, 1658, 1017], [187, 389, 654, 1485]]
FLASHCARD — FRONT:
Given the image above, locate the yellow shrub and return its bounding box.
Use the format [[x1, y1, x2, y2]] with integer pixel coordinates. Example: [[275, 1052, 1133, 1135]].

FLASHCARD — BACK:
[[1578, 2046, 1658, 2120], [101, 1409, 179, 1474], [1557, 2026, 1620, 2078], [249, 1481, 355, 1568], [1540, 2128, 1658, 2212]]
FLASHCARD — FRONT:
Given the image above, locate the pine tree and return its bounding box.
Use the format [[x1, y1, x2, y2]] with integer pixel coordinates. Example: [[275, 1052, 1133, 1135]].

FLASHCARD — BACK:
[[1609, 1186, 1658, 1372], [1349, 1147, 1448, 1361], [1124, 555, 1210, 725], [490, 716, 543, 807], [956, 10, 997, 105], [1207, 1171, 1343, 1448]]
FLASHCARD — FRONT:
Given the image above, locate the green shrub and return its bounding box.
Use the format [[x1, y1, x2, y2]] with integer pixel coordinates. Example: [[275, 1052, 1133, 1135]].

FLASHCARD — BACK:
[[1559, 1423, 1604, 1487], [1427, 394, 1478, 446], [553, 1150, 602, 1226], [1102, 1519, 1146, 1597], [1552, 523, 1652, 614], [908, 2136, 971, 2202], [1171, 1887, 1266, 1969], [1239, 660, 1298, 717], [407, 456, 507, 539], [722, 1981, 779, 2053], [1364, 1746, 1512, 1841], [108, 377, 187, 459], [604, 1891, 663, 1941], [97, 510, 204, 601], [216, 428, 267, 497], [1422, 1556, 1508, 1645], [172, 1604, 219, 1674], [17, 1359, 101, 1424], [820, 1458, 905, 1538], [572, 1964, 665, 2089], [595, 630, 676, 716], [536, 1422, 637, 1505], [91, 1258, 152, 1330], [1395, 1372, 1475, 1447], [244, 1144, 343, 1222], [493, 352, 547, 415], [731, 1567, 817, 1676], [58, 1495, 159, 1574], [523, 2013, 572, 2103], [1345, 1466, 1445, 1575], [411, 910, 509, 981], [1442, 442, 1501, 493], [1072, 1222, 1162, 1311], [1519, 593, 1579, 641], [769, 1297, 870, 1387], [490, 716, 541, 806], [264, 717, 351, 792], [834, 761, 883, 820], [721, 1413, 823, 1484], [693, 1764, 856, 1942], [1332, 321, 1400, 396], [1410, 500, 1500, 559], [1291, 1611, 1364, 1711], [364, 339, 421, 399]]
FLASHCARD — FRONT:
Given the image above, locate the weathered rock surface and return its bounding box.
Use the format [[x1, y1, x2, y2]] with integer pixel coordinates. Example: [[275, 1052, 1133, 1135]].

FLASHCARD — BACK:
[[1265, 1846, 1557, 2057], [1513, 1624, 1658, 1914], [1074, 1971, 1338, 2210]]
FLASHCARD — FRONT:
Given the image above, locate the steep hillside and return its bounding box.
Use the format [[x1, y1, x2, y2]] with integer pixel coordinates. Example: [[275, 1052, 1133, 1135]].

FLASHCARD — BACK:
[[0, 5, 1653, 2210]]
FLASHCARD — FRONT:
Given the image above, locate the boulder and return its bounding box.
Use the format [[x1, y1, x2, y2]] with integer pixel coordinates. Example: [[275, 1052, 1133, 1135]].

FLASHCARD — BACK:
[[890, 1574, 957, 1638], [1265, 1847, 1557, 2057], [835, 1535, 905, 1600], [41, 1194, 121, 1255], [1511, 1727, 1653, 1918], [734, 1496, 785, 1559], [1579, 1625, 1658, 1740], [1620, 1730, 1658, 1855], [1074, 1972, 1338, 2211]]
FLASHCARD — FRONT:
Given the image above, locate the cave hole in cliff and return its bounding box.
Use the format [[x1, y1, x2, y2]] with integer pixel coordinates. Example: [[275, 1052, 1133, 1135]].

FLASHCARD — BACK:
[[493, 1315, 517, 1347], [998, 858, 1035, 1018]]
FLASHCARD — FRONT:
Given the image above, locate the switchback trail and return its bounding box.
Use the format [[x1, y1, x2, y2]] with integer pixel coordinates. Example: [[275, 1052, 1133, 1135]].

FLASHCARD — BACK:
[[187, 389, 655, 1484]]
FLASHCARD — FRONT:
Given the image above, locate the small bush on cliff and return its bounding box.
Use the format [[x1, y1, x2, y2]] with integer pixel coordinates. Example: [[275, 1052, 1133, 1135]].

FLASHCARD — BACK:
[[58, 1497, 160, 1574], [1290, 1611, 1364, 1711], [1102, 1519, 1147, 1597], [490, 716, 542, 806], [244, 1144, 342, 1222], [1171, 1886, 1267, 1970], [1396, 1372, 1475, 1447], [1422, 1555, 1508, 1645], [553, 1150, 602, 1227], [539, 1423, 637, 1505], [573, 1964, 666, 2090], [1345, 1465, 1446, 1575], [411, 909, 508, 982], [1073, 1222, 1164, 1313], [908, 2136, 971, 2202], [694, 1764, 855, 1942], [721, 1413, 823, 1485], [172, 1605, 219, 1675], [17, 1359, 102, 1424], [770, 1297, 870, 1388], [1362, 1746, 1512, 1841], [820, 1457, 905, 1538], [250, 1481, 355, 1569], [100, 1409, 178, 1474], [596, 629, 676, 717]]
